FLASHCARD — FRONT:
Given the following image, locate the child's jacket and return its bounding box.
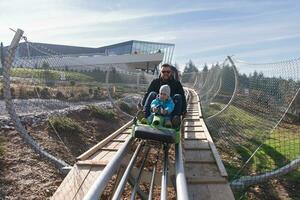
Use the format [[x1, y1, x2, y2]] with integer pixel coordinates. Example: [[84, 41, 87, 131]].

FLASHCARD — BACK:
[[150, 96, 175, 115]]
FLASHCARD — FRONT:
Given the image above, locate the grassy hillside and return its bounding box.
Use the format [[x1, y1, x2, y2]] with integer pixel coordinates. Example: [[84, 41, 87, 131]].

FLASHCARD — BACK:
[[11, 68, 94, 82], [204, 104, 300, 179]]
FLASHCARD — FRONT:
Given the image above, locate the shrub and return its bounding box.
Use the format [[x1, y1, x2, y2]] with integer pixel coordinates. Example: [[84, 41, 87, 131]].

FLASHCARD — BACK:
[[40, 87, 51, 99], [118, 101, 132, 114], [87, 105, 115, 120], [19, 86, 28, 99], [26, 90, 36, 98], [35, 87, 41, 94], [48, 116, 83, 135], [0, 137, 5, 157], [56, 91, 65, 100], [78, 91, 90, 101], [93, 89, 101, 100], [70, 80, 76, 87], [10, 87, 15, 98], [88, 88, 93, 95], [0, 88, 3, 99]]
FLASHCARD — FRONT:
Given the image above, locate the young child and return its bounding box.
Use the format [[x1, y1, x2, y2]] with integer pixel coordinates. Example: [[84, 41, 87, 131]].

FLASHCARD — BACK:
[[148, 85, 175, 127]]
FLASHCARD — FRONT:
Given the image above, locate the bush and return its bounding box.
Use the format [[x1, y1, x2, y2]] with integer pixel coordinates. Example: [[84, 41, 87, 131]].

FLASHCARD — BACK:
[[19, 86, 28, 99], [87, 105, 115, 120], [35, 87, 41, 94], [26, 90, 36, 98], [48, 116, 83, 135], [118, 101, 132, 114], [88, 88, 93, 95], [40, 87, 51, 99], [0, 88, 3, 99], [0, 137, 5, 157], [10, 87, 15, 98], [93, 89, 101, 100], [56, 91, 65, 100], [78, 91, 90, 101]]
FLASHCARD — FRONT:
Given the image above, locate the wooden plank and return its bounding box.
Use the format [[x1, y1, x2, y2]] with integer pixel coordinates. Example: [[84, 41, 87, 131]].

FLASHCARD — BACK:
[[184, 132, 206, 140], [184, 140, 210, 150], [187, 107, 198, 110], [184, 150, 215, 163], [77, 120, 133, 160], [187, 106, 199, 110], [184, 116, 200, 120], [112, 139, 126, 142], [91, 150, 116, 162], [123, 129, 132, 134], [200, 119, 228, 177], [73, 166, 105, 200], [187, 183, 234, 200], [99, 151, 117, 163], [101, 148, 119, 151], [184, 126, 204, 132], [188, 177, 227, 184], [186, 113, 200, 117], [185, 163, 222, 180], [117, 133, 131, 140], [184, 121, 202, 127], [104, 141, 122, 149], [89, 150, 110, 160], [188, 183, 210, 200], [187, 110, 199, 113], [198, 103, 203, 117], [51, 165, 91, 200], [206, 184, 235, 200], [77, 160, 109, 166]]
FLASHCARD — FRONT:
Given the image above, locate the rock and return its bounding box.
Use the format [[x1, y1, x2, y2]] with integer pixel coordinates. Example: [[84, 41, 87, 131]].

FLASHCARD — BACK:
[[2, 125, 12, 130]]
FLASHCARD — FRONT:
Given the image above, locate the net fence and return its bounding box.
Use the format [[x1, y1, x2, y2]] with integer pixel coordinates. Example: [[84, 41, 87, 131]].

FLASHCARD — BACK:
[[2, 29, 299, 199], [182, 56, 300, 199], [1, 29, 157, 199]]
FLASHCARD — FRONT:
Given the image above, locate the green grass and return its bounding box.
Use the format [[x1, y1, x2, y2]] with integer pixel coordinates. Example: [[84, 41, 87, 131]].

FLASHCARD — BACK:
[[205, 103, 300, 184], [11, 68, 94, 82], [48, 116, 84, 135], [118, 101, 132, 114], [87, 105, 115, 120]]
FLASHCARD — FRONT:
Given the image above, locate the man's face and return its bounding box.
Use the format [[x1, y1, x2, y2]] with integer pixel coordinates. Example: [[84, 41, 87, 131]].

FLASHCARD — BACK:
[[160, 66, 172, 81]]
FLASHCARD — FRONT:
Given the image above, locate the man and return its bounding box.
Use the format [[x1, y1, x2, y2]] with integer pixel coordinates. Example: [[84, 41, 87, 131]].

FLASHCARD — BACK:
[[139, 63, 187, 127]]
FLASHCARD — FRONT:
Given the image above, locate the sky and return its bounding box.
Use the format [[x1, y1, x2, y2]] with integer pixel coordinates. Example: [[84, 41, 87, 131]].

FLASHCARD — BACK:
[[1, 0, 300, 70]]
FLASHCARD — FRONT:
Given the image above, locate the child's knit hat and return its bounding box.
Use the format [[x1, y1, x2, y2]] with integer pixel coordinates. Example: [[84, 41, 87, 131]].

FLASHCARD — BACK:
[[159, 85, 170, 97]]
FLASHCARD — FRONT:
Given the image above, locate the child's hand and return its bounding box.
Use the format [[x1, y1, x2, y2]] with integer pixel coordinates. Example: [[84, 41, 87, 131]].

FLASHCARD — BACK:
[[161, 109, 167, 115], [152, 107, 158, 113]]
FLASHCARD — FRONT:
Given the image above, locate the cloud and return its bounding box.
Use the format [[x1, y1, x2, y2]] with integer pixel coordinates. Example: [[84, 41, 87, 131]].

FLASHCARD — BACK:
[[1, 0, 299, 68]]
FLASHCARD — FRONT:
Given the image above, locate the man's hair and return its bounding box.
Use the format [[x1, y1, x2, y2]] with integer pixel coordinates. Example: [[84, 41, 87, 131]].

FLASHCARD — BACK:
[[161, 63, 171, 68], [160, 63, 180, 80]]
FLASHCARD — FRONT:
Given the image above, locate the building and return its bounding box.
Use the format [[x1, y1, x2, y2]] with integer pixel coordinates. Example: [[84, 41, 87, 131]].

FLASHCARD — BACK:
[[9, 40, 175, 73]]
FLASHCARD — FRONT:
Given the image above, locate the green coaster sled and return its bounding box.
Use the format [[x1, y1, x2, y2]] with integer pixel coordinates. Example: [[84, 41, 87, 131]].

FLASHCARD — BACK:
[[132, 115, 180, 144]]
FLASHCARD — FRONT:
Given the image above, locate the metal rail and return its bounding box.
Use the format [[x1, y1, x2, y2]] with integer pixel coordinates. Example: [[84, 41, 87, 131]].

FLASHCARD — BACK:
[[175, 143, 189, 200], [83, 136, 134, 200], [161, 144, 169, 200], [130, 146, 150, 200], [112, 142, 143, 200], [148, 153, 159, 200]]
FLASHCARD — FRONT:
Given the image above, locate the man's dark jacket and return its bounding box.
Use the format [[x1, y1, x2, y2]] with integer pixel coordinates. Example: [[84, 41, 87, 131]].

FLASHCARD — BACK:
[[142, 78, 187, 114]]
